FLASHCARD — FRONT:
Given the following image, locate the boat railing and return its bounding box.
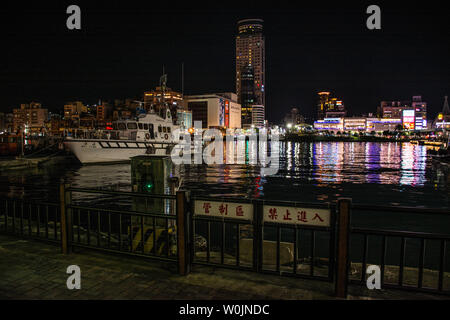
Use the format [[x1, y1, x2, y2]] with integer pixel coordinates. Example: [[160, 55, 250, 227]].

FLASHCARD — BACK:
[[67, 129, 125, 140]]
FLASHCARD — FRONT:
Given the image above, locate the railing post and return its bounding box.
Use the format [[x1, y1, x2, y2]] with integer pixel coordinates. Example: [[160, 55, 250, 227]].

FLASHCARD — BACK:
[[60, 183, 72, 254], [253, 200, 263, 272], [177, 190, 190, 275], [335, 198, 352, 299]]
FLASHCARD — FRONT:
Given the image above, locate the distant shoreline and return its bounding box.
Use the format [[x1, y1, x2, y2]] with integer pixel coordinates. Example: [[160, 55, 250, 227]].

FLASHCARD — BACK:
[[283, 134, 407, 143]]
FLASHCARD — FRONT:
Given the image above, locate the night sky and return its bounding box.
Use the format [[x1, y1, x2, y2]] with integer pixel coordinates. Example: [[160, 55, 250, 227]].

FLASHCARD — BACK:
[[1, 0, 449, 123]]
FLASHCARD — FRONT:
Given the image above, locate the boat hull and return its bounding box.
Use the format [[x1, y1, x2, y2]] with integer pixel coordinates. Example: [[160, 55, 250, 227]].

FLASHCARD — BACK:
[[64, 139, 175, 164]]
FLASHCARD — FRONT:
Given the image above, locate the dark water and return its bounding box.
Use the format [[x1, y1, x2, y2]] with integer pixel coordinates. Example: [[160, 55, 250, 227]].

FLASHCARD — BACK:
[[2, 141, 449, 206]]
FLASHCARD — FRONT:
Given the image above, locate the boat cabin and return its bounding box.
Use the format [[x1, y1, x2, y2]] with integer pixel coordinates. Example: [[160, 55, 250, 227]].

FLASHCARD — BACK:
[[107, 109, 179, 142]]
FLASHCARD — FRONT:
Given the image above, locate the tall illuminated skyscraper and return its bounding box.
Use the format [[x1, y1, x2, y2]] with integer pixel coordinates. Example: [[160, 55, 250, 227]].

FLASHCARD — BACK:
[[235, 19, 265, 128]]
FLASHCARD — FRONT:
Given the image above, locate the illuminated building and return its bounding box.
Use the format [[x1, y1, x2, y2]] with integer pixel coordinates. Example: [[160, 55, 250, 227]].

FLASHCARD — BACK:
[[144, 85, 183, 123], [366, 118, 402, 132], [239, 65, 255, 127], [343, 118, 367, 131], [434, 96, 450, 129], [379, 96, 427, 129], [317, 92, 346, 120], [64, 101, 86, 120], [144, 86, 182, 110], [379, 101, 409, 118], [79, 114, 96, 130], [283, 108, 305, 126], [184, 93, 241, 129], [251, 105, 265, 128], [176, 110, 193, 130], [96, 103, 113, 121], [2, 113, 13, 133], [314, 117, 402, 132], [402, 109, 416, 130], [411, 96, 427, 130], [313, 118, 344, 131], [317, 92, 330, 120], [12, 102, 48, 134], [236, 19, 265, 127], [112, 109, 133, 121]]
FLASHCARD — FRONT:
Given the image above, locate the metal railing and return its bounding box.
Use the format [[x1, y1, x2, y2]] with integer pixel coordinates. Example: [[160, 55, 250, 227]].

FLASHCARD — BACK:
[[347, 203, 450, 296], [63, 185, 180, 263], [190, 196, 336, 282], [0, 198, 61, 243], [1, 184, 449, 298]]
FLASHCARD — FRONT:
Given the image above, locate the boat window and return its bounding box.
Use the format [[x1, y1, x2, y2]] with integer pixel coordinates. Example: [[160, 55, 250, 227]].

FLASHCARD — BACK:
[[163, 127, 167, 133], [167, 127, 171, 133], [144, 123, 148, 130], [118, 123, 126, 130], [127, 122, 137, 130], [113, 123, 118, 130], [138, 123, 143, 129], [149, 124, 154, 139], [158, 126, 162, 133]]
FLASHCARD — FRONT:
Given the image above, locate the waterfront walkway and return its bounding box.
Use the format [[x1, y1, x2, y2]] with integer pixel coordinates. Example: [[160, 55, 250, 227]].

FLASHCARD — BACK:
[[0, 234, 445, 300]]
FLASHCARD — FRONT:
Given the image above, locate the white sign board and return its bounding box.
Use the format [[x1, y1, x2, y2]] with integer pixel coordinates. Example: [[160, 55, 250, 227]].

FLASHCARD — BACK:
[[194, 200, 253, 221], [263, 205, 330, 227]]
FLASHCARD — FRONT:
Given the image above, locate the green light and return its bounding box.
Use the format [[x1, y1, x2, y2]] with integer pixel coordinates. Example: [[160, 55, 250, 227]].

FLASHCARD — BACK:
[[144, 183, 154, 191]]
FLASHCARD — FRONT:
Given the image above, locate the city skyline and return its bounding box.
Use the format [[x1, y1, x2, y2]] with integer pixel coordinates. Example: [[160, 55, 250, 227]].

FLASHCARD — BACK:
[[1, 1, 449, 123]]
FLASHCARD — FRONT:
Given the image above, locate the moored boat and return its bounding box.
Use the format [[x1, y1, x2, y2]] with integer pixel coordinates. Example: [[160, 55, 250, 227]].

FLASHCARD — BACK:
[[64, 110, 182, 164]]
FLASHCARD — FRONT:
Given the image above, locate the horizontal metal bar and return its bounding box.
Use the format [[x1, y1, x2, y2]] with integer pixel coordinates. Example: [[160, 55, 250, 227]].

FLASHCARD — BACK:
[[263, 221, 332, 231], [66, 139, 176, 145], [191, 196, 254, 204], [0, 197, 58, 208], [68, 205, 177, 219], [351, 228, 450, 240], [192, 260, 254, 271], [191, 196, 334, 210], [192, 216, 252, 224], [1, 183, 60, 190], [71, 243, 178, 262], [66, 188, 176, 200]]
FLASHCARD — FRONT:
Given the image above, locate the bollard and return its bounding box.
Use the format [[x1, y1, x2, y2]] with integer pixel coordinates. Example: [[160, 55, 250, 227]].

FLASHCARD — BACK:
[[177, 191, 189, 275], [335, 198, 352, 298]]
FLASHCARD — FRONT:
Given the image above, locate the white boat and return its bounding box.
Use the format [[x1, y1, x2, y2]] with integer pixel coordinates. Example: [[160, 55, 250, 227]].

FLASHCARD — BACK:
[[64, 109, 182, 164]]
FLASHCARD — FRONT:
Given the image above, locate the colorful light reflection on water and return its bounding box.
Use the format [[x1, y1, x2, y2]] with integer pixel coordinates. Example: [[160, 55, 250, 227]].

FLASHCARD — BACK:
[[1, 142, 448, 208]]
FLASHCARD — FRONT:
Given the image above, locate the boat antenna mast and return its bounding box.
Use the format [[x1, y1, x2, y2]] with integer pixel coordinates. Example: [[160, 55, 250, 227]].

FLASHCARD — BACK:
[[159, 66, 168, 118]]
